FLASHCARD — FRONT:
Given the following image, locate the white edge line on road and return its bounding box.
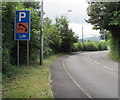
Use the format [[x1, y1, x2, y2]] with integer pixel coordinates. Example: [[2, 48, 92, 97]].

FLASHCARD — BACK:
[[63, 55, 93, 99]]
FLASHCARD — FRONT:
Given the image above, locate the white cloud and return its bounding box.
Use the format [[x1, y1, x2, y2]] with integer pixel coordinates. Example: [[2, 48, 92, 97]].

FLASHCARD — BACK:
[[44, 0, 88, 23], [43, 0, 100, 38]]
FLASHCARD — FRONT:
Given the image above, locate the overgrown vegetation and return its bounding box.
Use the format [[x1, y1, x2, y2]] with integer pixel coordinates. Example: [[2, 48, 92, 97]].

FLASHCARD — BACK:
[[72, 41, 107, 52], [2, 1, 119, 98], [2, 2, 78, 98], [2, 2, 78, 73], [87, 2, 120, 61], [108, 34, 120, 61], [3, 54, 61, 98]]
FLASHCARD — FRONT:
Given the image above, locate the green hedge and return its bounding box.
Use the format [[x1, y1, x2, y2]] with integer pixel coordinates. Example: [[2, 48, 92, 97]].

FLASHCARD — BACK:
[[108, 36, 120, 61], [72, 41, 108, 52]]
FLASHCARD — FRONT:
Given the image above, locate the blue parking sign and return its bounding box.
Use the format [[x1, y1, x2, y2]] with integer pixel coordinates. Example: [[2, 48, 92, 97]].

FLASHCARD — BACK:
[[15, 10, 30, 40]]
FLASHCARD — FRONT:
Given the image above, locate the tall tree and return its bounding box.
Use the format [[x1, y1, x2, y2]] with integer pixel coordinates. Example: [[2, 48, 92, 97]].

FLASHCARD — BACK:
[[55, 16, 78, 52], [87, 2, 120, 36], [44, 17, 62, 54], [2, 2, 20, 70], [87, 2, 120, 60]]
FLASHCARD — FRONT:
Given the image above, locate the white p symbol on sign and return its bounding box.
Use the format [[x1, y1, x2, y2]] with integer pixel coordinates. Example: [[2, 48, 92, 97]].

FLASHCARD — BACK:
[[19, 12, 26, 22]]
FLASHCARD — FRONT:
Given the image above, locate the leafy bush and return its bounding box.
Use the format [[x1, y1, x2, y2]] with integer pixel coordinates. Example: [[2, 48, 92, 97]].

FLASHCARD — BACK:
[[72, 43, 83, 52], [2, 48, 11, 72], [44, 46, 54, 57], [84, 42, 96, 51], [72, 43, 79, 52], [99, 41, 108, 50], [72, 41, 108, 52]]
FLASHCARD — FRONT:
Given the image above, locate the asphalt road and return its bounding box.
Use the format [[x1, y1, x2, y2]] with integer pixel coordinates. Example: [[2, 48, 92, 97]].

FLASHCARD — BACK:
[[50, 50, 118, 99]]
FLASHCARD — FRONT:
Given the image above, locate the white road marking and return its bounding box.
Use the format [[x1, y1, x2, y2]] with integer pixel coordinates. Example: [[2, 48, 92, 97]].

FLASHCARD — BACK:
[[96, 62, 99, 64], [103, 65, 113, 71], [88, 57, 113, 71], [63, 55, 93, 99], [94, 61, 99, 65], [94, 61, 96, 63], [89, 58, 92, 60]]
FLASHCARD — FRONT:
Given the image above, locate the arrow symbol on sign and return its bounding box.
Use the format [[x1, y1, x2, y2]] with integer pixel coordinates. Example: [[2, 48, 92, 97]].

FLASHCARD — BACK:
[[19, 24, 27, 32]]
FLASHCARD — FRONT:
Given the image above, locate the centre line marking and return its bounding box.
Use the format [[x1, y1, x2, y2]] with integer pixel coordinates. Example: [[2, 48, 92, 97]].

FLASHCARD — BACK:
[[89, 58, 92, 60], [96, 62, 99, 64], [89, 57, 113, 71], [103, 65, 113, 71], [94, 61, 99, 65]]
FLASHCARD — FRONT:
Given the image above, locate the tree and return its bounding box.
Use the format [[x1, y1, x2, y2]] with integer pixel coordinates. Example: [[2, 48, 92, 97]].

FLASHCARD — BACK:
[[2, 2, 41, 69], [2, 2, 79, 73], [22, 2, 40, 9], [2, 2, 21, 71], [99, 29, 108, 41], [44, 17, 62, 54], [87, 2, 120, 60], [55, 16, 78, 52], [87, 2, 120, 36]]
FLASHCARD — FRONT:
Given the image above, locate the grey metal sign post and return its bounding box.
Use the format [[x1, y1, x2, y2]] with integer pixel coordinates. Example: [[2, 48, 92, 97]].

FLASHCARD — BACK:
[[17, 40, 19, 66], [27, 40, 29, 66], [40, 0, 44, 65]]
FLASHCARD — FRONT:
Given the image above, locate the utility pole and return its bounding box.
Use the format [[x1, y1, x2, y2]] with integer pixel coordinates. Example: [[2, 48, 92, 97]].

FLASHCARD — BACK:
[[82, 26, 84, 45], [68, 10, 72, 23], [68, 10, 72, 52], [104, 30, 106, 41], [40, 0, 43, 65]]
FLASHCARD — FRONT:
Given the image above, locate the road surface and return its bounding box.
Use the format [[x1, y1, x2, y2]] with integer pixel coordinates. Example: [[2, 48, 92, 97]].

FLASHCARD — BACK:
[[50, 50, 118, 99]]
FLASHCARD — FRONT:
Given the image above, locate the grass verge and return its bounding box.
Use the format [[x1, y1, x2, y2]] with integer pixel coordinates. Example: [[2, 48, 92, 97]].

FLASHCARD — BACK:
[[2, 54, 62, 98], [109, 53, 120, 62]]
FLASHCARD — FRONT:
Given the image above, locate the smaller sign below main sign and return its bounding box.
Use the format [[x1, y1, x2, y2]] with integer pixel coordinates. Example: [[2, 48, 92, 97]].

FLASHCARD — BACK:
[[15, 10, 30, 40]]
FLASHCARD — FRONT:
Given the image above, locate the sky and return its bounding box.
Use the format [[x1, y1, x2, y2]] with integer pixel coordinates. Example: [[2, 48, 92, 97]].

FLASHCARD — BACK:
[[43, 0, 100, 39]]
